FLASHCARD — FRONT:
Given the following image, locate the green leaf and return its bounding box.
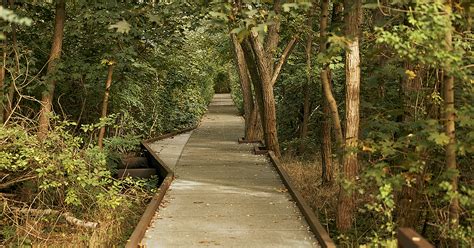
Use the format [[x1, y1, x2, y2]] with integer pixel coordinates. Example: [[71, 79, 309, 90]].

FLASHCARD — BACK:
[[108, 20, 131, 34], [428, 132, 450, 145]]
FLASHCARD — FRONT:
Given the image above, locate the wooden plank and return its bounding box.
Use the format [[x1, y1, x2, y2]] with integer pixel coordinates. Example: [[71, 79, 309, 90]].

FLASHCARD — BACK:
[[398, 228, 434, 248], [268, 151, 336, 248]]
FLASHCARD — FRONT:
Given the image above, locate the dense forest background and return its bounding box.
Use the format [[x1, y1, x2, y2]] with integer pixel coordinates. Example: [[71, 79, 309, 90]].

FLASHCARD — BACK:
[[0, 0, 473, 247]]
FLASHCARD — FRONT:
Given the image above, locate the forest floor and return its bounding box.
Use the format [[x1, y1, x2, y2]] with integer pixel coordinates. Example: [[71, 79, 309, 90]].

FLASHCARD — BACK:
[[280, 156, 339, 237], [142, 94, 319, 247]]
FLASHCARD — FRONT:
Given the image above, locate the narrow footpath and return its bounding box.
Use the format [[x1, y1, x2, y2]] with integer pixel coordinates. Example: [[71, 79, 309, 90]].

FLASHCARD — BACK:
[[143, 94, 318, 247]]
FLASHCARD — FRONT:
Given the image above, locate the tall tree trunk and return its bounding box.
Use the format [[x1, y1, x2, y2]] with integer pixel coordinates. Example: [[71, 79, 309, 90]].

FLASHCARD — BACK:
[[444, 1, 459, 246], [299, 2, 315, 154], [98, 64, 115, 149], [230, 34, 262, 142], [37, 0, 66, 139], [319, 0, 334, 184], [337, 0, 362, 232]]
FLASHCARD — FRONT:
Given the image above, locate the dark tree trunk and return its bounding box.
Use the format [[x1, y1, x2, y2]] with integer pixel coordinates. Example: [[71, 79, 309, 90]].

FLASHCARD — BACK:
[[396, 62, 424, 229], [299, 2, 315, 154], [37, 0, 66, 139]]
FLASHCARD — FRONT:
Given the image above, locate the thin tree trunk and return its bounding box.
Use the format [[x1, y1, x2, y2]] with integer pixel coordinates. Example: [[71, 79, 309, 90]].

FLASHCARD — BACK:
[[444, 1, 459, 246], [0, 22, 5, 124], [37, 0, 66, 139], [98, 64, 115, 149], [299, 2, 315, 154], [337, 0, 362, 232]]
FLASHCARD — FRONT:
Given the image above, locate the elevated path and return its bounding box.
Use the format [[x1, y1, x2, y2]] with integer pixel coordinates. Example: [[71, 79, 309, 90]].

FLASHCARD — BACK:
[[143, 94, 319, 247]]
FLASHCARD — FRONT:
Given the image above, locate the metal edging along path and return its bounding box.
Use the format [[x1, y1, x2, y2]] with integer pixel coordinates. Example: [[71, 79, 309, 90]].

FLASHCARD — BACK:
[[267, 151, 336, 248], [125, 125, 197, 248]]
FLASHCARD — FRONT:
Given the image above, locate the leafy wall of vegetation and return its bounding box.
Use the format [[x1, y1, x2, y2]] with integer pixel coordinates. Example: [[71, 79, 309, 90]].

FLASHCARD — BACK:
[[0, 1, 229, 246]]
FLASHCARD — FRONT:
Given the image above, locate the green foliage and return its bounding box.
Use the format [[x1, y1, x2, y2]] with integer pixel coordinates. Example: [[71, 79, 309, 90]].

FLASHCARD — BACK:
[[1, 123, 118, 207]]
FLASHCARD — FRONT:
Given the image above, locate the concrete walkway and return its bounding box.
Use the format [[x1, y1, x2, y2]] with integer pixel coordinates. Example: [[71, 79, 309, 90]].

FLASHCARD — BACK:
[[143, 94, 318, 247]]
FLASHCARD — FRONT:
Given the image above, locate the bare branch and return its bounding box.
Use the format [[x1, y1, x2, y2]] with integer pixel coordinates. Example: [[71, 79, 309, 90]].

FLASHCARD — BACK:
[[271, 36, 299, 86]]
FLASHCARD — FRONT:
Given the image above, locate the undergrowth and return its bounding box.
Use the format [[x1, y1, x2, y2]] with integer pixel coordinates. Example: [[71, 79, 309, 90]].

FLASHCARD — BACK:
[[0, 122, 155, 247]]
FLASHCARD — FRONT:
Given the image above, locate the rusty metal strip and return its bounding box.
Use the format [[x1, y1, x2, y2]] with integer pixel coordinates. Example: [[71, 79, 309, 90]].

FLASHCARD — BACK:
[[267, 151, 336, 248], [125, 125, 197, 248]]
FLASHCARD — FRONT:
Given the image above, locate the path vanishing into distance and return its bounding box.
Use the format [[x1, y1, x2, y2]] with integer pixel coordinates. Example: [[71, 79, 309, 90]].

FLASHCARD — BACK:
[[142, 94, 319, 247]]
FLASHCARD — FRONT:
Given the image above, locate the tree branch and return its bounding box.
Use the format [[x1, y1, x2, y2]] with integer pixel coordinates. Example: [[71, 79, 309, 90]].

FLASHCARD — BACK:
[[0, 175, 36, 189], [271, 36, 299, 86]]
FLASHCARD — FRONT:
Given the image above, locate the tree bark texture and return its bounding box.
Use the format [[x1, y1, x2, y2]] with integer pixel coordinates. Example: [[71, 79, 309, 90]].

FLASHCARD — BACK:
[[337, 0, 362, 232], [98, 64, 115, 149], [37, 0, 66, 139]]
